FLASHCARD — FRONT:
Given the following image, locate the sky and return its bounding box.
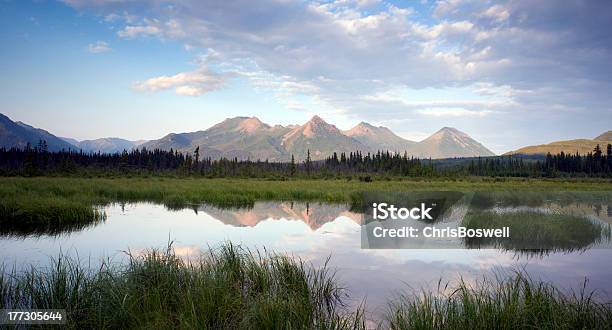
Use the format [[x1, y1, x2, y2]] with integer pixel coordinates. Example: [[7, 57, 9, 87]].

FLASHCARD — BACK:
[[1, 0, 611, 154]]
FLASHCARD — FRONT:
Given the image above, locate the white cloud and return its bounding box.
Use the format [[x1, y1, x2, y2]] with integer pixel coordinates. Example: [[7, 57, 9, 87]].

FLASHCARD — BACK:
[[87, 40, 111, 53], [104, 13, 120, 22], [133, 67, 229, 96], [104, 11, 136, 23], [117, 24, 161, 38], [415, 108, 491, 117], [479, 5, 509, 23]]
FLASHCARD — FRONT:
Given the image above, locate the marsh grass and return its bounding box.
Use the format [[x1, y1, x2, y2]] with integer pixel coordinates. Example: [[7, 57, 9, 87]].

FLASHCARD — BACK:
[[0, 195, 106, 236], [0, 243, 365, 329], [387, 272, 612, 329], [461, 211, 611, 252]]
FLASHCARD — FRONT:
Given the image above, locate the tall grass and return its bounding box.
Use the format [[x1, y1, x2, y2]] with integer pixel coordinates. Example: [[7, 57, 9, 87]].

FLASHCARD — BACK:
[[387, 273, 612, 329], [0, 243, 364, 329], [0, 195, 105, 236], [461, 211, 611, 252]]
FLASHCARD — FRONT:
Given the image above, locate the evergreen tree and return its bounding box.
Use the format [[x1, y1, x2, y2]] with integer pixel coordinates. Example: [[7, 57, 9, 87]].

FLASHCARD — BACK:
[[194, 146, 200, 164], [305, 149, 312, 175], [290, 154, 296, 176]]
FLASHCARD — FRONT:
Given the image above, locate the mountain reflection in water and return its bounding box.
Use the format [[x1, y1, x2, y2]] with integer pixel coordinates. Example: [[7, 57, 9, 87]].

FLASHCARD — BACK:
[[196, 201, 362, 230]]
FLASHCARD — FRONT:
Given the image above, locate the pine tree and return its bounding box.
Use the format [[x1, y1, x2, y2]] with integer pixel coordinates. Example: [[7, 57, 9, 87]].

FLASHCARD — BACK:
[[607, 144, 612, 172], [290, 154, 296, 176], [194, 146, 200, 164], [305, 149, 311, 175]]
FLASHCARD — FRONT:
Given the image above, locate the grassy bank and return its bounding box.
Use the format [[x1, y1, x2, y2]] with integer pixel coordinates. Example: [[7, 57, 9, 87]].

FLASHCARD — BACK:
[[387, 273, 612, 329], [0, 177, 610, 232], [1, 244, 611, 329]]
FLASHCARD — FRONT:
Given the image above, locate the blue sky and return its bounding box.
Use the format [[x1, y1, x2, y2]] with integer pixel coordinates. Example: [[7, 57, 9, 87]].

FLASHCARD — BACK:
[[1, 0, 611, 153]]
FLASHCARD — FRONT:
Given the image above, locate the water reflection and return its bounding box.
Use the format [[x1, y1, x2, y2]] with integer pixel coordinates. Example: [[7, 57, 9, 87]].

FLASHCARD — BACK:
[[197, 201, 362, 230], [0, 211, 106, 238]]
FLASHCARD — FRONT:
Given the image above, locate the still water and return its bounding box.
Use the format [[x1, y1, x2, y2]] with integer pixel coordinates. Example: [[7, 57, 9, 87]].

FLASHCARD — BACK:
[[1, 193, 612, 316]]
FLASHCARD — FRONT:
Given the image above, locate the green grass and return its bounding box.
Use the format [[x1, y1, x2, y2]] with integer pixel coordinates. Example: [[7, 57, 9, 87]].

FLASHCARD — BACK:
[[0, 196, 105, 236], [387, 272, 612, 329], [0, 243, 364, 329], [461, 211, 611, 253]]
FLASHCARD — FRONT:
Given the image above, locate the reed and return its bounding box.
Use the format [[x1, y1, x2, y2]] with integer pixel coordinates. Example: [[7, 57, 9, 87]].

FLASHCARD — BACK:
[[386, 272, 612, 329], [0, 243, 364, 329], [461, 211, 611, 252]]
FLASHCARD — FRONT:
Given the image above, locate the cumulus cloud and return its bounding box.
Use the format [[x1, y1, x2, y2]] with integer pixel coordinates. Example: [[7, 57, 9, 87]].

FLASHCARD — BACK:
[[87, 40, 111, 53], [133, 67, 229, 96]]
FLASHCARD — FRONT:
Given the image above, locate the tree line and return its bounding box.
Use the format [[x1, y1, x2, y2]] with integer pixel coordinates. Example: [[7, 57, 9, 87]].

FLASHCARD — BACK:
[[0, 139, 610, 178], [465, 144, 612, 177]]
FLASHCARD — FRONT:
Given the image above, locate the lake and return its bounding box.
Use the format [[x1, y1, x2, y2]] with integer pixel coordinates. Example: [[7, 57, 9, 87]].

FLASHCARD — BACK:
[[1, 191, 612, 319]]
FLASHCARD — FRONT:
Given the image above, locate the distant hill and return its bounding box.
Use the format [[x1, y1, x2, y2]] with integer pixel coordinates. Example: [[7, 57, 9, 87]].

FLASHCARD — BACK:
[[344, 122, 415, 152], [0, 113, 76, 151], [506, 131, 612, 156], [71, 138, 146, 153], [595, 131, 612, 141], [405, 127, 496, 158], [60, 137, 80, 146], [0, 113, 147, 154]]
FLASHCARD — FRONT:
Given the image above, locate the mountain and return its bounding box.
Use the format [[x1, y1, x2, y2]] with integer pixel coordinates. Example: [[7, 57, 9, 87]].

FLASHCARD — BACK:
[[0, 113, 76, 151], [344, 122, 416, 152], [595, 131, 612, 141], [506, 131, 612, 156], [61, 137, 80, 146], [74, 138, 146, 154], [143, 117, 292, 161], [405, 127, 496, 158], [281, 116, 367, 160]]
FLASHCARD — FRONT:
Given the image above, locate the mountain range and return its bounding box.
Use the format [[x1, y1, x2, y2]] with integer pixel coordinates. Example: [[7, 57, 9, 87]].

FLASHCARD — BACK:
[[141, 115, 496, 160], [2, 112, 497, 160]]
